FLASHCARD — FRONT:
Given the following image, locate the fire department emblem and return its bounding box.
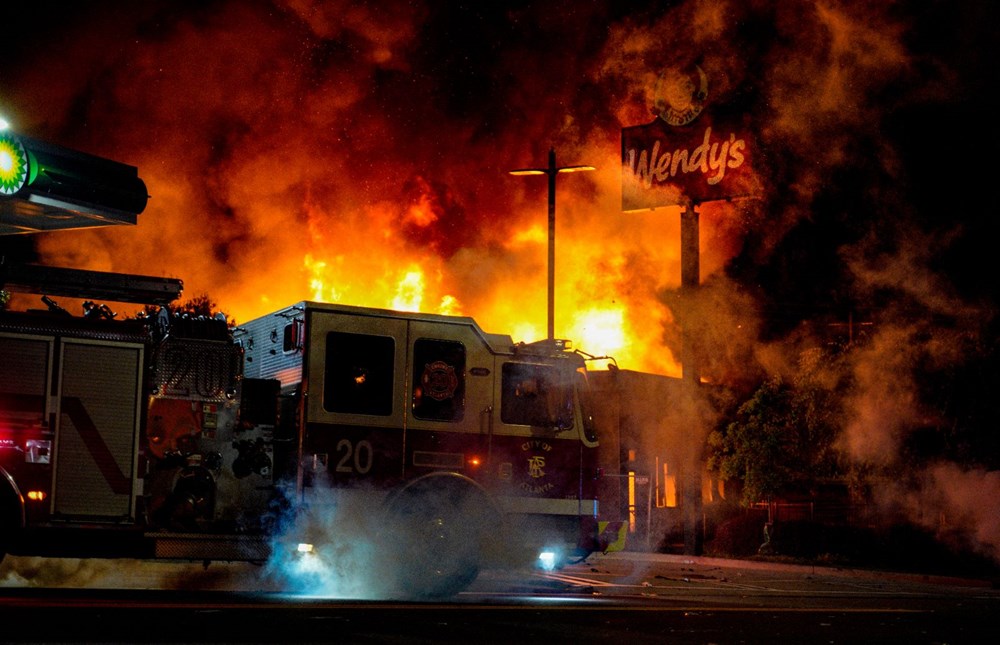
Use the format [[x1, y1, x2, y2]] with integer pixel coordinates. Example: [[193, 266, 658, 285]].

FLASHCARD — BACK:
[[421, 360, 458, 401], [520, 440, 554, 493], [653, 64, 708, 126], [527, 455, 546, 479]]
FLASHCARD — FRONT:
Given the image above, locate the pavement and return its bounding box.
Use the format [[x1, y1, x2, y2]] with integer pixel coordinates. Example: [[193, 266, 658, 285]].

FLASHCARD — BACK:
[[595, 549, 1000, 589]]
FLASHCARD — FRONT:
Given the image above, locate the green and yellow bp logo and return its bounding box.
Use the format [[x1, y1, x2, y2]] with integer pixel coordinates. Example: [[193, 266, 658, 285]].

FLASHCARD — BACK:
[[0, 132, 30, 196]]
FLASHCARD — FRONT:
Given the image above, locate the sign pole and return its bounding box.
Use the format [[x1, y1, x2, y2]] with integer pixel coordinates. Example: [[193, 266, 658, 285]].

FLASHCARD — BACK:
[[547, 149, 557, 341], [620, 66, 758, 559], [509, 149, 595, 341], [681, 199, 704, 556]]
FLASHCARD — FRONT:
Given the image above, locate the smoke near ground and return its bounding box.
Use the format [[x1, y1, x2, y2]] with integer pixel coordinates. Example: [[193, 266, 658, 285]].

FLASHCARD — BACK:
[[0, 556, 270, 591], [2, 1, 998, 563], [261, 488, 397, 599]]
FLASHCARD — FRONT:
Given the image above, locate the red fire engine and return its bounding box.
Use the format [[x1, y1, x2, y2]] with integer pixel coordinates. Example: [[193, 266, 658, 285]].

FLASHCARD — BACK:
[[0, 129, 624, 597], [0, 274, 626, 596]]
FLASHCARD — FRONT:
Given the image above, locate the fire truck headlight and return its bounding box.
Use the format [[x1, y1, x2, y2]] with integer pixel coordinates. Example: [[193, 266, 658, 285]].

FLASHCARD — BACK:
[[537, 548, 561, 571]]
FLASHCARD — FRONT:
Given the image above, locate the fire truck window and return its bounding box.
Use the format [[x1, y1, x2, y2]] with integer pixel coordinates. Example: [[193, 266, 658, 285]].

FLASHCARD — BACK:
[[412, 339, 466, 421], [500, 362, 573, 429], [282, 319, 303, 353], [323, 332, 395, 416]]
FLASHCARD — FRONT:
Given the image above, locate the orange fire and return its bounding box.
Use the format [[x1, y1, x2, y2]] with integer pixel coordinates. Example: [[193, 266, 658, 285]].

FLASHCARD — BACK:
[[21, 142, 749, 378], [4, 1, 755, 379]]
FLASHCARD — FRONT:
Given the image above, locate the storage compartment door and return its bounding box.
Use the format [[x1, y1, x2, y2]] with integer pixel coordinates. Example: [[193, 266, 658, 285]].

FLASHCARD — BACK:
[[53, 340, 143, 520], [0, 333, 53, 436]]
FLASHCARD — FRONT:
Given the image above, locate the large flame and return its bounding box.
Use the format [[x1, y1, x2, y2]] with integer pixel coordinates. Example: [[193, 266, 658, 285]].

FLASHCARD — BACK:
[[1, 1, 756, 378]]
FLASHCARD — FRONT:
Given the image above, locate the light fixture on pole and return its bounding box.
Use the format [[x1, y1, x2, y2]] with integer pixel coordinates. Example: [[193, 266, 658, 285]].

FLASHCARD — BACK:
[[510, 147, 594, 341]]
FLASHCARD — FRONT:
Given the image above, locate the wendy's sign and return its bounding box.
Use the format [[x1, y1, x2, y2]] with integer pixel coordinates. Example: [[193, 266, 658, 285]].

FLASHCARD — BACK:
[[622, 66, 758, 211]]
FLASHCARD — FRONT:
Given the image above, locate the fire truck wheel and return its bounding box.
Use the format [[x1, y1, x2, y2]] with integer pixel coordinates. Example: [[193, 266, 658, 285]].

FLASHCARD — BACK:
[[386, 478, 493, 599]]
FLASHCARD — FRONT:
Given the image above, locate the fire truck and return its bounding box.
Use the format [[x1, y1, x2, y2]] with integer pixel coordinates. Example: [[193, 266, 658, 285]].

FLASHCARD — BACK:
[[0, 129, 623, 597], [0, 270, 624, 596]]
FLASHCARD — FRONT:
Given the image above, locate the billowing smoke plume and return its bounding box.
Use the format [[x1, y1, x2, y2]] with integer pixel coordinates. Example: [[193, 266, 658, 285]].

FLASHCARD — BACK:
[[595, 0, 967, 385], [592, 0, 1000, 561]]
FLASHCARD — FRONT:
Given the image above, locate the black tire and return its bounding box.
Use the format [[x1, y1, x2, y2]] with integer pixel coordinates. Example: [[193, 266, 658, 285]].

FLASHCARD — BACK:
[[385, 478, 493, 599]]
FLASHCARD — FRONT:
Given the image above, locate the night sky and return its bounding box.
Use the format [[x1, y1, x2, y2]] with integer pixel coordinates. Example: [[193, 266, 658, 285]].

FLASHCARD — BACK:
[[3, 1, 1000, 556]]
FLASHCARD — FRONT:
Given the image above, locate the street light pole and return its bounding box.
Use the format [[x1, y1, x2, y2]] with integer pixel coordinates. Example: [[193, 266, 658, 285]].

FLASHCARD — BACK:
[[510, 148, 595, 340]]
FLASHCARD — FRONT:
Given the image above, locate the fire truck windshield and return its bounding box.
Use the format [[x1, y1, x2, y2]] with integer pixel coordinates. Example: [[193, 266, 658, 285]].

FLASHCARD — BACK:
[[500, 362, 574, 430]]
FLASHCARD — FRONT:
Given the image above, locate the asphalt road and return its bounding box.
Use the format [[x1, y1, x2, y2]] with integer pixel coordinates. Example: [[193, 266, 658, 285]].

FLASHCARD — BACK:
[[1, 551, 998, 643]]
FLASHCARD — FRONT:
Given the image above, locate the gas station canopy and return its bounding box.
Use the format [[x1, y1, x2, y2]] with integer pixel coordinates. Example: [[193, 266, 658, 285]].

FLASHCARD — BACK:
[[0, 131, 181, 305], [0, 130, 148, 235]]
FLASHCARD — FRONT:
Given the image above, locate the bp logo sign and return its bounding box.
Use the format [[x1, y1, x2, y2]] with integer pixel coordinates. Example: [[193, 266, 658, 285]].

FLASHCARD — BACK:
[[0, 132, 30, 196]]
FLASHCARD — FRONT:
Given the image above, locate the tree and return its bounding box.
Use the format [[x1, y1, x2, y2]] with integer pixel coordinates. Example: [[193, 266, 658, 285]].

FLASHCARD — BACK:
[[707, 348, 845, 506]]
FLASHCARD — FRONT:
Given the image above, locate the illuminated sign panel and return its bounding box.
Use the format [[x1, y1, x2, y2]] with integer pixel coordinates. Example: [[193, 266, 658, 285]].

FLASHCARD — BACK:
[[0, 132, 148, 235], [621, 66, 760, 211]]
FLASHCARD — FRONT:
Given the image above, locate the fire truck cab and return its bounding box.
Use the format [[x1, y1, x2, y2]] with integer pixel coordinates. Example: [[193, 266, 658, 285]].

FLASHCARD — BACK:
[[239, 301, 605, 595]]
